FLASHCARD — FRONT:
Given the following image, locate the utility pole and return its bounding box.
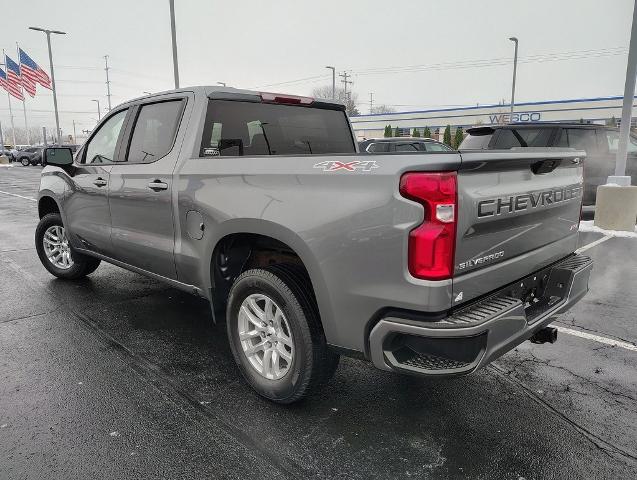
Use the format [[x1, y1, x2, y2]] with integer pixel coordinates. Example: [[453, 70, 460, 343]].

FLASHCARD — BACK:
[[339, 71, 352, 110], [42, 126, 47, 146], [509, 37, 519, 115], [325, 66, 335, 99], [29, 26, 66, 143], [169, 0, 180, 89], [72, 120, 77, 144], [0, 121, 4, 149], [104, 55, 112, 111], [369, 92, 374, 114]]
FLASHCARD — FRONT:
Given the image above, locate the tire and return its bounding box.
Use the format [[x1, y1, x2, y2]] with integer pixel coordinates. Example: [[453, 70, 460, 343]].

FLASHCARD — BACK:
[[20, 157, 30, 167], [226, 263, 339, 404], [35, 213, 101, 280]]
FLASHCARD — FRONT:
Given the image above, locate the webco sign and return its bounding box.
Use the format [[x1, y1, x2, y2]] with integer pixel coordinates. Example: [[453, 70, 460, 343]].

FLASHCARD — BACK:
[[488, 112, 541, 124]]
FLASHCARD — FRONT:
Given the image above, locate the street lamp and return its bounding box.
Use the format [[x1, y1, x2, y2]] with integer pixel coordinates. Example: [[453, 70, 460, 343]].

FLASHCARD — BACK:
[[509, 37, 519, 115], [168, 0, 179, 88], [29, 26, 66, 143], [92, 99, 101, 121], [325, 66, 335, 99]]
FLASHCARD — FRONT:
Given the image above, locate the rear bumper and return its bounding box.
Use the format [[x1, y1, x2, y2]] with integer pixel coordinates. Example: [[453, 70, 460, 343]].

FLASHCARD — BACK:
[[368, 253, 593, 376]]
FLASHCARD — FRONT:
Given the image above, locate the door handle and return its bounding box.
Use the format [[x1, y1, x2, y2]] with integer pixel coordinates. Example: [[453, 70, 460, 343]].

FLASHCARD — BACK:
[[148, 180, 169, 191], [93, 178, 107, 187]]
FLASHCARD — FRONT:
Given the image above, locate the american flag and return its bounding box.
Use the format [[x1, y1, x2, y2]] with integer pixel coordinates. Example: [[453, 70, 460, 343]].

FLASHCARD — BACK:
[[19, 48, 51, 90], [5, 55, 25, 100], [1, 60, 23, 101]]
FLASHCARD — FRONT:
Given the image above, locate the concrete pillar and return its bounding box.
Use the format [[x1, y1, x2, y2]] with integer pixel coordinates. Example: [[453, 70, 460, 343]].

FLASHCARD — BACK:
[[594, 184, 637, 232]]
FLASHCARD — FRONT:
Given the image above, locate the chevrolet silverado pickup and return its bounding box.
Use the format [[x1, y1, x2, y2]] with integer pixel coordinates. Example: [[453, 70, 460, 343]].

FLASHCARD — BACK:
[[36, 86, 593, 403]]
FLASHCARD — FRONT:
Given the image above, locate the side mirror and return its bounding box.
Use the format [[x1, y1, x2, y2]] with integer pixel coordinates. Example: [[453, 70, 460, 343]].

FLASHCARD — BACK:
[[43, 147, 74, 167]]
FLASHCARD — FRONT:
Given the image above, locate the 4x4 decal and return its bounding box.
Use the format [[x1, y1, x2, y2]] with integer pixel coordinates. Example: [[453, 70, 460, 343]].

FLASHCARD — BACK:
[[313, 160, 380, 172]]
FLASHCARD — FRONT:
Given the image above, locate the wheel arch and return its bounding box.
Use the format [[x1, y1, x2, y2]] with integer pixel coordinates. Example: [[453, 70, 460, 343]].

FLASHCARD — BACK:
[[206, 220, 333, 331], [38, 195, 61, 219]]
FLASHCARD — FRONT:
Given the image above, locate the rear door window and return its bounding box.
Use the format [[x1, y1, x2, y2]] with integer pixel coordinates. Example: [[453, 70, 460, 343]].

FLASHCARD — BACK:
[[126, 100, 184, 163], [395, 142, 422, 152], [557, 128, 599, 153], [598, 129, 637, 153], [367, 142, 390, 153], [493, 128, 553, 148], [201, 100, 355, 156], [424, 142, 452, 152]]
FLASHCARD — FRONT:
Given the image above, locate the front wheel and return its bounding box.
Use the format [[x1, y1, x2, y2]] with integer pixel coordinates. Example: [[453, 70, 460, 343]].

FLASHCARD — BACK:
[[35, 213, 101, 279], [20, 157, 30, 166], [226, 264, 339, 404]]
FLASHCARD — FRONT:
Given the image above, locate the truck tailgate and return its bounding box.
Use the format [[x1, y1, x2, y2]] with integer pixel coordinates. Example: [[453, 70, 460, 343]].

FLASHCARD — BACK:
[[453, 148, 585, 305]]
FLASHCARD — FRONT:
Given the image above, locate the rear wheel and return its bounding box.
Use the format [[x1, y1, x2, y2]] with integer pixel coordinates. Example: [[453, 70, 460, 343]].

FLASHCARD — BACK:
[[35, 213, 101, 279], [20, 157, 29, 166], [226, 264, 339, 404]]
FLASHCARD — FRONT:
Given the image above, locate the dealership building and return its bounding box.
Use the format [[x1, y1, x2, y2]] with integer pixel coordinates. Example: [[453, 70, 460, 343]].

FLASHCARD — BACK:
[[349, 95, 635, 140]]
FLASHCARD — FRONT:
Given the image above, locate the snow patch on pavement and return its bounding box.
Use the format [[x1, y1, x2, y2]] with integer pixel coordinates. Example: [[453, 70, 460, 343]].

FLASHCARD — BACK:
[[579, 220, 637, 238]]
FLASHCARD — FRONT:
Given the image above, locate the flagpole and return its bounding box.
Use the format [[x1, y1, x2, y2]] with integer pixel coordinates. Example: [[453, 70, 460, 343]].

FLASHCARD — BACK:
[[2, 50, 16, 147], [16, 43, 30, 145]]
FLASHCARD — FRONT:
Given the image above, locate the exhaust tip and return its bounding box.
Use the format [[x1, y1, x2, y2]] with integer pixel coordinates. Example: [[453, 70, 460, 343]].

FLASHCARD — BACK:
[[530, 326, 558, 344]]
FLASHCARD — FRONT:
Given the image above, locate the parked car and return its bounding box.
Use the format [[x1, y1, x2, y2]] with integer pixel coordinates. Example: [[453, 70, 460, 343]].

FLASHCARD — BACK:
[[36, 86, 592, 403], [459, 123, 637, 210], [359, 137, 453, 153], [16, 146, 43, 166], [1, 147, 14, 162]]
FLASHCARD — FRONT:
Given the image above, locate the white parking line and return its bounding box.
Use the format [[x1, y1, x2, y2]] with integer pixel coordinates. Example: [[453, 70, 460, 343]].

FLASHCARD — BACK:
[[575, 235, 612, 253], [556, 326, 637, 352], [0, 190, 36, 202]]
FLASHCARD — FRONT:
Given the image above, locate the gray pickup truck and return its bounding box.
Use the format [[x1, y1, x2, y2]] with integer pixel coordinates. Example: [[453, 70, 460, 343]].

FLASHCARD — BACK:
[[36, 86, 593, 403]]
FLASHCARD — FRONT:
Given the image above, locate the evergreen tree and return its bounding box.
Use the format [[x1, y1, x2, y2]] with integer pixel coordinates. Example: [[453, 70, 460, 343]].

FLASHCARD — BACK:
[[423, 127, 432, 138], [443, 125, 452, 146], [453, 127, 464, 149], [412, 128, 420, 137]]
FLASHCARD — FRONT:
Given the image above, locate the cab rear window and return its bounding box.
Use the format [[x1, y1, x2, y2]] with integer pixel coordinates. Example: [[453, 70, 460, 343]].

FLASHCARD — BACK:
[[200, 100, 355, 156]]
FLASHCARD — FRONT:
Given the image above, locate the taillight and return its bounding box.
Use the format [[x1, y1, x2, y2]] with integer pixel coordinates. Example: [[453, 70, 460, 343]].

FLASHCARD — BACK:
[[399, 172, 457, 280], [260, 92, 314, 105]]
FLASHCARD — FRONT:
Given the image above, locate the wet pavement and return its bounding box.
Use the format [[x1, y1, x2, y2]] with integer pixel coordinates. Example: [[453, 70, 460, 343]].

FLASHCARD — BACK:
[[1, 165, 636, 479]]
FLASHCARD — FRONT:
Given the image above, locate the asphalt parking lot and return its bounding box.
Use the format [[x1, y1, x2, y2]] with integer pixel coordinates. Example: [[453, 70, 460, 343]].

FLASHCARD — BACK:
[[1, 165, 636, 479]]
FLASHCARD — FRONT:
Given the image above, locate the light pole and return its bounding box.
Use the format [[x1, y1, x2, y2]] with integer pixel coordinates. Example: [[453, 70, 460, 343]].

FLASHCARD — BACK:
[[614, 0, 637, 181], [509, 37, 518, 115], [169, 0, 180, 88], [325, 66, 335, 99], [92, 99, 101, 121], [29, 26, 66, 143], [217, 82, 226, 87]]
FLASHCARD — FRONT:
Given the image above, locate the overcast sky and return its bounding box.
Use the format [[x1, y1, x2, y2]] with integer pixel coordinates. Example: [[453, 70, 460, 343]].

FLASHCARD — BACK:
[[2, 0, 635, 141]]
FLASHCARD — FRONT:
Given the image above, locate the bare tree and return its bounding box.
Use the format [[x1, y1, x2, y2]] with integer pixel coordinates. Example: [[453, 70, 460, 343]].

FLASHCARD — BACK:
[[2, 127, 48, 146], [312, 86, 360, 116], [370, 105, 396, 114]]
